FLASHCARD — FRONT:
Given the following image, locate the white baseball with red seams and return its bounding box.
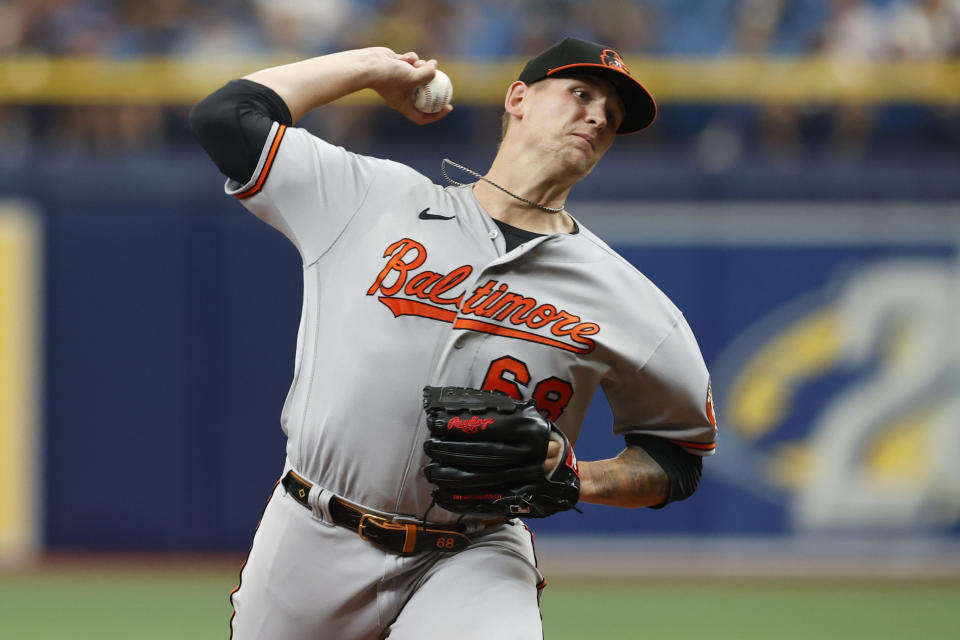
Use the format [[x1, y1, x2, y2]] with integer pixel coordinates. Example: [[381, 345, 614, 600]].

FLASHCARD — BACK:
[[412, 69, 452, 113], [222, 121, 717, 639]]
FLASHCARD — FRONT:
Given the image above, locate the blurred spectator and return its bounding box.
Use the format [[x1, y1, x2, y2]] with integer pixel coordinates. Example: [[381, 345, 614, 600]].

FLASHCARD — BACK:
[[443, 1, 522, 58], [0, 2, 25, 54], [572, 0, 664, 54], [173, 1, 268, 58], [357, 0, 459, 55], [730, 0, 790, 54], [3, 0, 112, 55], [512, 0, 588, 55], [251, 0, 355, 57], [885, 0, 960, 149], [657, 0, 740, 56], [817, 0, 888, 158], [106, 0, 194, 57], [886, 0, 960, 58], [726, 0, 799, 162], [50, 103, 164, 152], [817, 0, 887, 58], [44, 1, 115, 56]]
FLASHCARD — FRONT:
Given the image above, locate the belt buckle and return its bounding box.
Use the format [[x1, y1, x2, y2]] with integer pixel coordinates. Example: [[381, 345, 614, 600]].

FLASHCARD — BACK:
[[357, 513, 388, 541]]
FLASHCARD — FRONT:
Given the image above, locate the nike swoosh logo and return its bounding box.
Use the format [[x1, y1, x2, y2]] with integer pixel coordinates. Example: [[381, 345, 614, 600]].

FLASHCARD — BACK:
[[418, 208, 455, 221]]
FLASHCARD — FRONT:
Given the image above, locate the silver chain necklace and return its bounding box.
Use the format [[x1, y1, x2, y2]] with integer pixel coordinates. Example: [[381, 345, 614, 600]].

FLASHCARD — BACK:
[[441, 159, 565, 214]]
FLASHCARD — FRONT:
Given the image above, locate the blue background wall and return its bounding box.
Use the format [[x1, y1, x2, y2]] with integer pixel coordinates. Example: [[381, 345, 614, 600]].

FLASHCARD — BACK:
[[3, 144, 957, 551]]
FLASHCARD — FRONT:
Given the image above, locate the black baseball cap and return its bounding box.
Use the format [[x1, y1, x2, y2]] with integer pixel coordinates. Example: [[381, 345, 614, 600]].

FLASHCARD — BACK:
[[517, 37, 657, 134]]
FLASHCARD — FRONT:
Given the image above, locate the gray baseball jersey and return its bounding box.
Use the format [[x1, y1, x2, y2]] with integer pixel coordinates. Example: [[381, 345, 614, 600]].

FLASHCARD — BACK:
[[227, 122, 717, 523], [225, 121, 717, 640]]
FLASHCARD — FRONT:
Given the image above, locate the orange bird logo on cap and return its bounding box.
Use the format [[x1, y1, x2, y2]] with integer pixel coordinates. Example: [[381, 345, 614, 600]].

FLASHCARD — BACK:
[[601, 49, 629, 74]]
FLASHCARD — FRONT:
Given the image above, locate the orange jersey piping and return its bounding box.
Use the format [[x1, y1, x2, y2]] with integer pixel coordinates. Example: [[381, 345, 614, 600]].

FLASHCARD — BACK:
[[234, 125, 287, 200], [669, 438, 716, 452]]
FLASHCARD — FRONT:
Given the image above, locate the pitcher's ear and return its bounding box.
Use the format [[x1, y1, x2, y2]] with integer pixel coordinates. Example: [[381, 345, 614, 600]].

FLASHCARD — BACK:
[[504, 81, 530, 119]]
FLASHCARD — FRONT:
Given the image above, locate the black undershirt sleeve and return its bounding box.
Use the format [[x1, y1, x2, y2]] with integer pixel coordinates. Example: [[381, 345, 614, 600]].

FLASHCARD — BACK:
[[623, 433, 703, 509], [189, 79, 294, 185]]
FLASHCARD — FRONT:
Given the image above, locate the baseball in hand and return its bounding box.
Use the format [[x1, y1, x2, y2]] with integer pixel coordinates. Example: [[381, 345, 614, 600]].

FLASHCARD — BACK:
[[412, 69, 453, 113]]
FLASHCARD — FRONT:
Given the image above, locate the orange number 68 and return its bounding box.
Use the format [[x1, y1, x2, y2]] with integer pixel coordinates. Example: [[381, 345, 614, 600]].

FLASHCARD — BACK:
[[481, 356, 573, 421], [436, 537, 456, 550]]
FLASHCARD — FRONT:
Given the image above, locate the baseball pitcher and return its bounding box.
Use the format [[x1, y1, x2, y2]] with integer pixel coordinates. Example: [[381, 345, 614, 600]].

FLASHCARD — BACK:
[[190, 37, 717, 640]]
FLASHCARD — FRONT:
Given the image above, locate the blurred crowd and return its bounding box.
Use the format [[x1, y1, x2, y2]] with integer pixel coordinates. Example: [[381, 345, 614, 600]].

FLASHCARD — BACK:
[[0, 0, 958, 159], [1, 0, 959, 58]]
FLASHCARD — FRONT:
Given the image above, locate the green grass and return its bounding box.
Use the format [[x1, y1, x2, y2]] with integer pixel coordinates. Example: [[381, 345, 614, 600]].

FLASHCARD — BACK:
[[0, 567, 237, 639], [1, 564, 958, 639], [539, 581, 960, 640]]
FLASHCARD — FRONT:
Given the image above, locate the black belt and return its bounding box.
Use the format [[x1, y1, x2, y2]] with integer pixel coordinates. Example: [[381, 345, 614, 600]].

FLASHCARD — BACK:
[[281, 470, 506, 555]]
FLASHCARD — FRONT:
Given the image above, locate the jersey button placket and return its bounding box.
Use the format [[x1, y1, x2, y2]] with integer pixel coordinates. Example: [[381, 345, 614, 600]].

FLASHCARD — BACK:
[[453, 335, 466, 349]]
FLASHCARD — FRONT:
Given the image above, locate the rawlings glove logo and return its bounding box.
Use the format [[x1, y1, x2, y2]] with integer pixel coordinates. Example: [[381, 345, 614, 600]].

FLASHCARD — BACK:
[[446, 416, 495, 433]]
